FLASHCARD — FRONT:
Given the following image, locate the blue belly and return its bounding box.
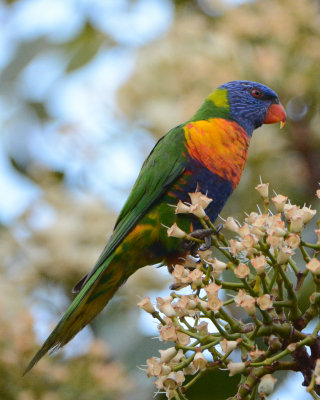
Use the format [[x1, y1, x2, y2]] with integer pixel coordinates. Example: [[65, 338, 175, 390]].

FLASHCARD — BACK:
[[171, 161, 234, 229]]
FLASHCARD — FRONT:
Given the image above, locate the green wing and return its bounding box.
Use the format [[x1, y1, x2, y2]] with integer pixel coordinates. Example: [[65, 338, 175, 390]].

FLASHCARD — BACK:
[[74, 124, 188, 291]]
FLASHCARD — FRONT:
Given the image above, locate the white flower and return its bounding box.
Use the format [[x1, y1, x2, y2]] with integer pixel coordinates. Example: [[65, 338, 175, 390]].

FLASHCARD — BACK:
[[146, 357, 162, 377], [189, 203, 206, 218], [211, 258, 228, 278], [224, 217, 239, 233], [257, 294, 273, 310], [167, 223, 186, 239], [188, 192, 212, 209], [245, 212, 259, 224], [258, 374, 277, 395], [285, 234, 300, 249], [277, 247, 293, 264], [228, 361, 245, 376], [207, 295, 223, 311], [290, 215, 303, 232], [137, 297, 155, 314], [272, 194, 288, 212], [235, 290, 256, 315], [238, 224, 251, 238], [159, 347, 177, 363], [234, 263, 250, 279], [306, 258, 320, 275], [255, 183, 269, 198], [220, 339, 238, 353], [189, 269, 203, 288], [175, 200, 190, 214], [162, 371, 185, 390], [205, 282, 221, 298], [229, 239, 244, 255], [251, 255, 267, 274], [301, 206, 316, 224], [314, 359, 320, 376], [157, 297, 176, 317], [193, 352, 207, 371]]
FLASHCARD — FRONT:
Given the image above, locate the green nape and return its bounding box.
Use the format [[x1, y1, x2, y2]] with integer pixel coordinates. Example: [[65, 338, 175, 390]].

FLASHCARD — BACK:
[[189, 88, 231, 122]]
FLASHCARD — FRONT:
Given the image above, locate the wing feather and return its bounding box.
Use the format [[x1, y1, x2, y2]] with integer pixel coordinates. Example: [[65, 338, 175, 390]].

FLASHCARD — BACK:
[[73, 125, 187, 291]]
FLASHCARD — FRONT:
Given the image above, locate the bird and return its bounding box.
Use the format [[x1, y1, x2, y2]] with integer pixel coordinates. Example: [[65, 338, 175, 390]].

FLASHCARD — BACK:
[[25, 80, 286, 373]]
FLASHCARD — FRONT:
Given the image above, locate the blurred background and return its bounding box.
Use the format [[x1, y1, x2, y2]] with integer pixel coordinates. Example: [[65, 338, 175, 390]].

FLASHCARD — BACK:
[[0, 0, 319, 399]]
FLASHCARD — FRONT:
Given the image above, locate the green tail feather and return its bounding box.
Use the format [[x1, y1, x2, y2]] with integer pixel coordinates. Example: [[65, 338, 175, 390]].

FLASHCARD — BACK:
[[24, 255, 126, 375]]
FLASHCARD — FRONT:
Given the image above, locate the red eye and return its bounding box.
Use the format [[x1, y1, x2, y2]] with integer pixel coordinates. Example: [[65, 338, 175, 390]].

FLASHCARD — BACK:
[[252, 89, 262, 98]]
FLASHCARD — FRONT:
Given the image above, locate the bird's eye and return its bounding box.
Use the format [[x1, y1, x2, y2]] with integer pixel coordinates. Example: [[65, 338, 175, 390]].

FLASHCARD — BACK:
[[251, 89, 262, 98]]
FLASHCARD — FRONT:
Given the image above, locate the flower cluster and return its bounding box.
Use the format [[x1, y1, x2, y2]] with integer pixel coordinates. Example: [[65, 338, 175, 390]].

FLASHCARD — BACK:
[[138, 183, 320, 400]]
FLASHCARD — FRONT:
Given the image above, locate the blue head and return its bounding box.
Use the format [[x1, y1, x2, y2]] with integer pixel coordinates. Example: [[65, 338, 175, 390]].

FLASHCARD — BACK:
[[219, 80, 286, 136]]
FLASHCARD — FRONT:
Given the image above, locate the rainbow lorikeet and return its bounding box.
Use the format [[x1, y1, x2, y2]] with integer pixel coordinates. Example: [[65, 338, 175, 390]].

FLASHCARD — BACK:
[[25, 80, 286, 373]]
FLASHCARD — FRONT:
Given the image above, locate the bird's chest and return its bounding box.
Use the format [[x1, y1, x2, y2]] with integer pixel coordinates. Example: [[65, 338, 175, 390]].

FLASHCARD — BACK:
[[183, 118, 250, 190]]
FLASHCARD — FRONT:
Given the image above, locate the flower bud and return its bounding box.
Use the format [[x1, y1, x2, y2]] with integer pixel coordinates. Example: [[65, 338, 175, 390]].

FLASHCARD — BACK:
[[175, 200, 190, 214], [255, 183, 269, 199], [228, 361, 245, 376], [137, 297, 155, 314], [193, 352, 207, 371], [224, 217, 239, 233], [272, 194, 288, 212], [315, 229, 320, 245], [317, 189, 320, 199], [251, 255, 267, 274], [167, 223, 186, 239], [234, 263, 250, 279], [306, 258, 320, 275], [258, 374, 277, 395]]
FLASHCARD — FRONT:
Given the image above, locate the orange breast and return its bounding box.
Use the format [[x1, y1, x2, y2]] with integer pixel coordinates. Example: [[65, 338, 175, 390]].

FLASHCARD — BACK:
[[184, 118, 250, 188]]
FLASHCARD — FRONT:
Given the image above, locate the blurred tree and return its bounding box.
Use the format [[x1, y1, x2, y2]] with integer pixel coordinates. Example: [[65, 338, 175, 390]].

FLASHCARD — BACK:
[[0, 0, 319, 399]]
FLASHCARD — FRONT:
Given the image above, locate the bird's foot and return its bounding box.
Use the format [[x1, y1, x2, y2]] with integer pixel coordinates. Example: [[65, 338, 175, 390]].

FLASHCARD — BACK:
[[182, 224, 223, 255], [182, 228, 213, 255]]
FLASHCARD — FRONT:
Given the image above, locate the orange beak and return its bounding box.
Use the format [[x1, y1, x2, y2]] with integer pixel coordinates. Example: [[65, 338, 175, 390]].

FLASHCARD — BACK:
[[263, 103, 286, 128]]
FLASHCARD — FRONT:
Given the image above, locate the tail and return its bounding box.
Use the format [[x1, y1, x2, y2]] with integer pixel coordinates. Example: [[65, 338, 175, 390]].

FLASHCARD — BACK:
[[24, 254, 126, 374]]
